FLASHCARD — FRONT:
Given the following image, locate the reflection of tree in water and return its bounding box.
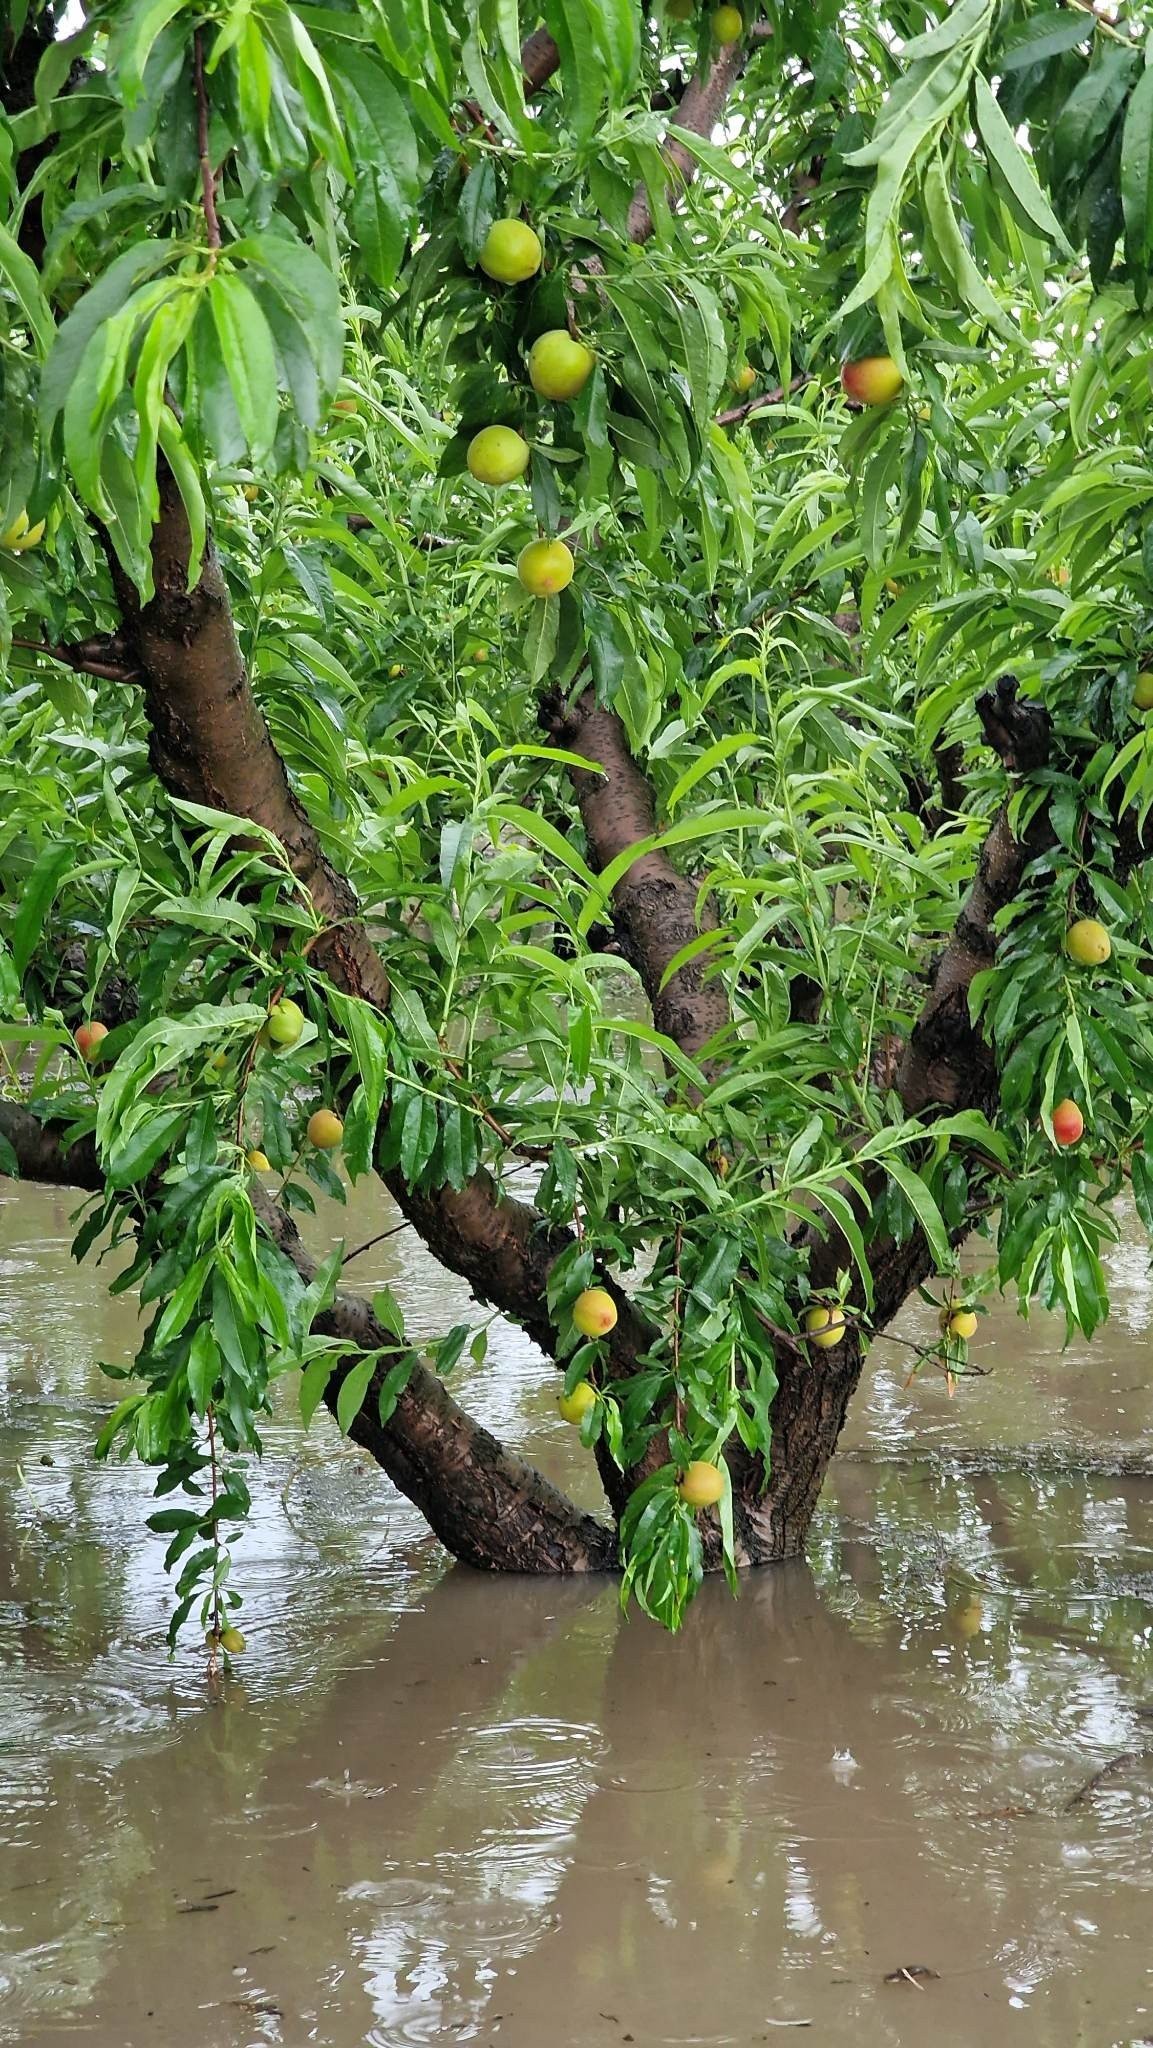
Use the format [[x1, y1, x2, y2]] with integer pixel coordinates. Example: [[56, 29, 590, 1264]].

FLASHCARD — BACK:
[[4, 1250, 1153, 2048]]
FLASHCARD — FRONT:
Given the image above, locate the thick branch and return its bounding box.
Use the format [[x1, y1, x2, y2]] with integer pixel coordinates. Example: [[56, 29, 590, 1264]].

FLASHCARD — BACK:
[[104, 471, 663, 1522], [0, 1101, 101, 1188], [12, 633, 139, 682], [625, 36, 754, 244], [543, 690, 729, 1072], [0, 1102, 615, 1570], [254, 1195, 617, 1573], [109, 467, 390, 1009]]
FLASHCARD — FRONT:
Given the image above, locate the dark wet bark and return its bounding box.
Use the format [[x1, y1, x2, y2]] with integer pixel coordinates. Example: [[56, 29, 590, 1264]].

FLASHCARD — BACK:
[[108, 469, 389, 1010], [543, 691, 730, 1073], [255, 1197, 617, 1572], [0, 1103, 615, 1571], [728, 683, 1054, 1560]]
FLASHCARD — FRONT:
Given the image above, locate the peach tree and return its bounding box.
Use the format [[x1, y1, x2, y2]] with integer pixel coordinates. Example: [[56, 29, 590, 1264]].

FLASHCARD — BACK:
[[2, 0, 1153, 1644]]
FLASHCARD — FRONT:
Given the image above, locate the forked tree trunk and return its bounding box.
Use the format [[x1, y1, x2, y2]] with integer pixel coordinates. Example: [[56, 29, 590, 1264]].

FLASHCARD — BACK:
[[2, 19, 1034, 1586]]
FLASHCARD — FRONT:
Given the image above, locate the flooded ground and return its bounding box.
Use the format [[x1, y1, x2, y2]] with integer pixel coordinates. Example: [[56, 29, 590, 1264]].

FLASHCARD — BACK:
[[2, 1176, 1153, 2047]]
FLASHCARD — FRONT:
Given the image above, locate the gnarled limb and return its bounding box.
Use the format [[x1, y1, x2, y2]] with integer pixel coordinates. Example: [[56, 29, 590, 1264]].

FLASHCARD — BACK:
[[543, 690, 730, 1072], [0, 1101, 615, 1571], [0, 1101, 101, 1189], [254, 1194, 617, 1572], [735, 685, 1054, 1559]]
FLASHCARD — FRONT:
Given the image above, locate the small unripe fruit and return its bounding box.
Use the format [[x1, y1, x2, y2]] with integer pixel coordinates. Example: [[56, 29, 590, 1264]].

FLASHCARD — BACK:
[[948, 1309, 978, 1341], [246, 1149, 272, 1173], [307, 1108, 344, 1150], [733, 364, 757, 394], [467, 425, 531, 486], [1134, 673, 1153, 711], [711, 4, 743, 41], [389, 662, 404, 678], [667, 0, 693, 16], [678, 1461, 725, 1508], [804, 1304, 846, 1349], [242, 483, 259, 502], [1065, 917, 1110, 967], [1051, 1098, 1084, 1147], [74, 1021, 109, 1061], [220, 1626, 246, 1653], [478, 219, 542, 284], [266, 997, 304, 1048], [558, 1381, 597, 1425], [517, 537, 574, 596], [470, 645, 489, 663], [950, 1595, 983, 1640], [840, 356, 904, 407], [572, 1287, 618, 1338], [528, 330, 595, 402], [1, 509, 45, 551]]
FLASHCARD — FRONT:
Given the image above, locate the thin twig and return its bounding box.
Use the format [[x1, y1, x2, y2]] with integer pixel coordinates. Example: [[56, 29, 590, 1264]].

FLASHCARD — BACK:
[[11, 635, 140, 683], [342, 1221, 413, 1265], [441, 1054, 553, 1162], [715, 371, 811, 428], [672, 1223, 684, 1435], [1064, 1748, 1153, 1811], [193, 28, 222, 256]]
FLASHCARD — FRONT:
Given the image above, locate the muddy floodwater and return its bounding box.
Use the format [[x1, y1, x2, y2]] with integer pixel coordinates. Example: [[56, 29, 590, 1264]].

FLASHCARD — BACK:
[[3, 1179, 1153, 2047]]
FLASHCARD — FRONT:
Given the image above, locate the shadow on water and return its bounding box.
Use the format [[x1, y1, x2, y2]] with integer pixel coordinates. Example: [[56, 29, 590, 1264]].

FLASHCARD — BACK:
[[2, 1179, 1153, 2045]]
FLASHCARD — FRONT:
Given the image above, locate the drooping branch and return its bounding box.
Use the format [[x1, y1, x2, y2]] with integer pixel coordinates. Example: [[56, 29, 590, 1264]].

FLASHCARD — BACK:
[[102, 465, 663, 1525], [543, 690, 730, 1073], [714, 371, 811, 428]]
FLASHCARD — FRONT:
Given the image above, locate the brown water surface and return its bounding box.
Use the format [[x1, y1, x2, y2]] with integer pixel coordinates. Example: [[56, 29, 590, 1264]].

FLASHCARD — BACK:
[[2, 1177, 1153, 2046]]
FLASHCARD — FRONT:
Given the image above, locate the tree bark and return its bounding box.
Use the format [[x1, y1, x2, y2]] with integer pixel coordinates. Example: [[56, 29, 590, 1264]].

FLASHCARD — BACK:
[[0, 1102, 615, 1571], [254, 1195, 617, 1572], [625, 37, 753, 244], [543, 691, 730, 1072]]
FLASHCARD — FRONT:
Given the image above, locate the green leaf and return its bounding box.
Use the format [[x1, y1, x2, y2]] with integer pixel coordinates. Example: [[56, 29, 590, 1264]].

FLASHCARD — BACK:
[[998, 9, 1092, 72], [973, 72, 1073, 253], [41, 241, 175, 426], [11, 842, 73, 976], [336, 1353, 376, 1433], [524, 594, 560, 685], [0, 219, 54, 353], [300, 1351, 336, 1428], [1121, 63, 1153, 300], [922, 149, 1018, 340], [458, 158, 497, 264], [187, 1323, 220, 1417], [883, 1155, 952, 1270], [209, 271, 280, 463]]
